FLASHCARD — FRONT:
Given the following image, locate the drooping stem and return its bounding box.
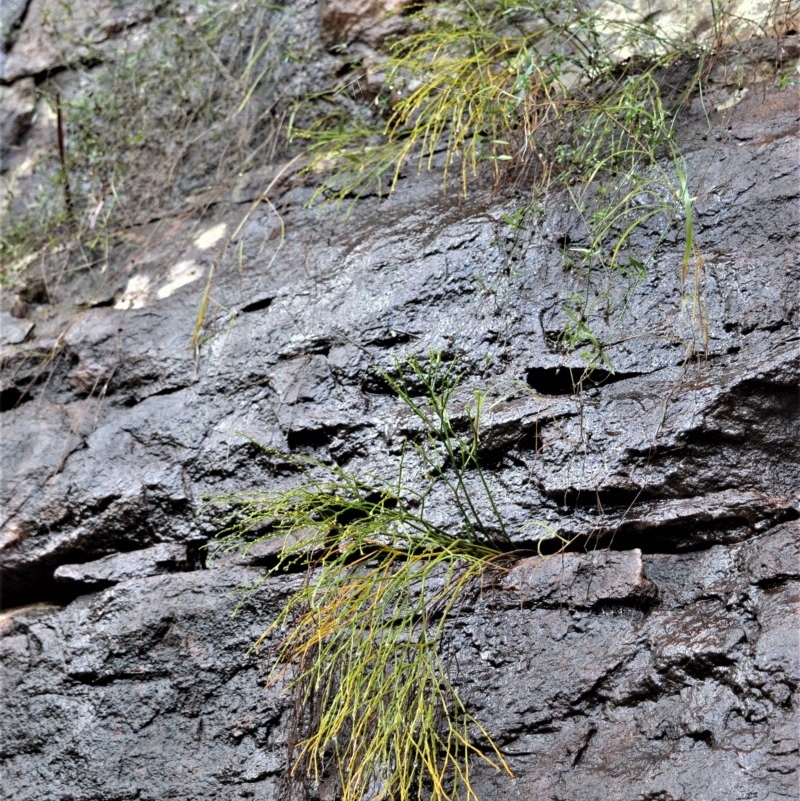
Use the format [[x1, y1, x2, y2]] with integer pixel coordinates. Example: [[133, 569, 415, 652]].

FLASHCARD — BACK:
[[55, 91, 74, 222]]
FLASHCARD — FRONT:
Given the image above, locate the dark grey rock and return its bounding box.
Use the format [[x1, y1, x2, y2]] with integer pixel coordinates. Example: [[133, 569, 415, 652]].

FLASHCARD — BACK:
[[0, 310, 33, 344], [458, 521, 800, 801], [54, 542, 190, 587], [0, 7, 798, 800], [320, 0, 414, 47], [500, 548, 658, 609], [0, 567, 299, 801], [0, 0, 28, 46], [0, 79, 36, 165], [2, 0, 162, 81]]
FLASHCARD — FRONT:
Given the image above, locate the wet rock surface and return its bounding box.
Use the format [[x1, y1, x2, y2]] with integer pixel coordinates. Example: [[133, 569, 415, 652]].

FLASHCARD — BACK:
[[0, 567, 300, 801], [460, 520, 800, 801], [1, 3, 799, 799]]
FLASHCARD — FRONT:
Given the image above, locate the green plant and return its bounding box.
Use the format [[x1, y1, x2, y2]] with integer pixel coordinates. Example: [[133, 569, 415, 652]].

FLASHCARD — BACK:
[[284, 0, 711, 373], [59, 1, 296, 218], [213, 353, 524, 801], [501, 206, 527, 232], [552, 62, 706, 367], [290, 1, 690, 200]]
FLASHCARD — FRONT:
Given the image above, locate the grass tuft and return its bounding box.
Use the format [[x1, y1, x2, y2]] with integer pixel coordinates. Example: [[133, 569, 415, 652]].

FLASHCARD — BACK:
[[287, 0, 713, 370], [213, 353, 521, 800]]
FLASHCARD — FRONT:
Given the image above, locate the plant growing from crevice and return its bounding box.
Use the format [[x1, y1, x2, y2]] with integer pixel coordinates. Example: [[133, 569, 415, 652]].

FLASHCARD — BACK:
[[290, 0, 691, 199], [213, 352, 524, 801], [552, 63, 706, 369], [284, 0, 715, 376]]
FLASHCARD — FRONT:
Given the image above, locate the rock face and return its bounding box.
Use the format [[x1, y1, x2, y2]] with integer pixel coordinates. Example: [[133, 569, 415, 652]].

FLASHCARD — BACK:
[[1, 0, 799, 798], [463, 522, 800, 801]]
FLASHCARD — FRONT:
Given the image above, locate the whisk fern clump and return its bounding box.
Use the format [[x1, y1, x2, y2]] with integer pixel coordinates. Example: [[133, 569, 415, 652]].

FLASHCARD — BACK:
[[214, 353, 516, 800]]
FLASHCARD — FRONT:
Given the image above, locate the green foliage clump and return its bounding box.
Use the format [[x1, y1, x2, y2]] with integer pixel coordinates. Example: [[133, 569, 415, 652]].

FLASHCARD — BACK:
[[288, 0, 710, 367], [291, 0, 689, 199], [214, 353, 520, 801]]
